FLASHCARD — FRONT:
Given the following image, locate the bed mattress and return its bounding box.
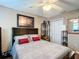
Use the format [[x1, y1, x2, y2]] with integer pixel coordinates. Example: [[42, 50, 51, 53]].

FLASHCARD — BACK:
[[11, 40, 70, 59]]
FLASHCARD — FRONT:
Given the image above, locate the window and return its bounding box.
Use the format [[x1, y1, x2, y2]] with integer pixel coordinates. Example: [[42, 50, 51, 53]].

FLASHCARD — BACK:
[[72, 19, 79, 31]]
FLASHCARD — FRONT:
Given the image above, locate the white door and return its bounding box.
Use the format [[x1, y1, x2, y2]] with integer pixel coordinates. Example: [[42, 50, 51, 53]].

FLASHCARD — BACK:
[[50, 19, 66, 44]]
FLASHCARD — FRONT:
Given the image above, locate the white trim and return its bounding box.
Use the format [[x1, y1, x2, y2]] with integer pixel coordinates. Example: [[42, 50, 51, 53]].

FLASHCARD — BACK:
[[76, 51, 79, 54]]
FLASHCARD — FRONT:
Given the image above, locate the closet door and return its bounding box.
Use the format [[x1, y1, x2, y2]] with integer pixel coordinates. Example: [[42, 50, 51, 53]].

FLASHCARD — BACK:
[[50, 19, 66, 44]]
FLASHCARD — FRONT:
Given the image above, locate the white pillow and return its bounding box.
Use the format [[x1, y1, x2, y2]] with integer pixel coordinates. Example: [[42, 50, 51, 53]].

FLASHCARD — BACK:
[[14, 35, 29, 44]]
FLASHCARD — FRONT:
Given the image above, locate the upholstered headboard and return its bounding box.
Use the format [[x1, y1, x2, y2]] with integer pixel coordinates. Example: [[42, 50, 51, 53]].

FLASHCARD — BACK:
[[12, 27, 38, 45]]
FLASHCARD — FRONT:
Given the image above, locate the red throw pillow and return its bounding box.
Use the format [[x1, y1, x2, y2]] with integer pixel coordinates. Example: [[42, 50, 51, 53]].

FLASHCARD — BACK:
[[32, 37, 40, 41], [19, 38, 29, 44]]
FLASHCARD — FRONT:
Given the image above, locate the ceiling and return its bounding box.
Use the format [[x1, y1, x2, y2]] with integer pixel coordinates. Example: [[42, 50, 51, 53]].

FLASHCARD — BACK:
[[0, 0, 79, 18]]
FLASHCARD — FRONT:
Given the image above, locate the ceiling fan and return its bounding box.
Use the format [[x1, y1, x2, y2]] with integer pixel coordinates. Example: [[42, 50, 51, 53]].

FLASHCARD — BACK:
[[30, 0, 62, 11]]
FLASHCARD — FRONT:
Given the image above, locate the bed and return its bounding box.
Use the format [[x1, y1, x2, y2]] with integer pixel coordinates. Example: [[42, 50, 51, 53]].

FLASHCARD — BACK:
[[11, 27, 71, 59]]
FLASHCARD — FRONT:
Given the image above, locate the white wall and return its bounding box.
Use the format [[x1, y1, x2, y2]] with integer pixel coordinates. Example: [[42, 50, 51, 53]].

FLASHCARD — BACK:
[[68, 34, 79, 51], [0, 6, 44, 52], [50, 9, 79, 51]]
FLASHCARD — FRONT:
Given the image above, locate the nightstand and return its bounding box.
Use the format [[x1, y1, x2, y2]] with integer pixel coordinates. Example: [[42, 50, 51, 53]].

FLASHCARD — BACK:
[[61, 31, 68, 47], [62, 42, 68, 47]]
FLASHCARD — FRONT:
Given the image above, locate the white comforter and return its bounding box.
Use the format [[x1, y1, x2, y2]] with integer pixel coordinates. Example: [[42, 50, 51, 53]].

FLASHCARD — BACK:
[[11, 40, 70, 59]]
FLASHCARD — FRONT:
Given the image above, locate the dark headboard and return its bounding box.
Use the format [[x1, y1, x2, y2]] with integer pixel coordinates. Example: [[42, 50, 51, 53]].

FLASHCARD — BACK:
[[12, 27, 38, 45]]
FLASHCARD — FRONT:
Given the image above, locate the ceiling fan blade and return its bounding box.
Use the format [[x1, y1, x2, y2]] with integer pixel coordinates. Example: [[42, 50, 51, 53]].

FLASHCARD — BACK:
[[30, 3, 44, 8], [51, 4, 63, 11], [59, 0, 78, 7]]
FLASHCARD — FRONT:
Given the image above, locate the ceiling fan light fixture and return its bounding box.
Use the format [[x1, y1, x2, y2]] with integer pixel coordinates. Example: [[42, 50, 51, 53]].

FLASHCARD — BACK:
[[51, 0, 58, 3], [43, 4, 52, 11]]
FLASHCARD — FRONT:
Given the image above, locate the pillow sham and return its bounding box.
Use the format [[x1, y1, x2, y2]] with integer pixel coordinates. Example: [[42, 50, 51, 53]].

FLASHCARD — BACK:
[[19, 38, 29, 44], [14, 35, 29, 43]]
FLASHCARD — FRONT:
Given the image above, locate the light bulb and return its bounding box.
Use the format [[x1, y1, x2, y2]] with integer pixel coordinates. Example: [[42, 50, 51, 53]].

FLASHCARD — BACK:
[[43, 4, 52, 11]]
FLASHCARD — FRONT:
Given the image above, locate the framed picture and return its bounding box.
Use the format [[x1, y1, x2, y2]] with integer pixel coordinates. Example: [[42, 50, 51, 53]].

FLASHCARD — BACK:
[[17, 14, 34, 28]]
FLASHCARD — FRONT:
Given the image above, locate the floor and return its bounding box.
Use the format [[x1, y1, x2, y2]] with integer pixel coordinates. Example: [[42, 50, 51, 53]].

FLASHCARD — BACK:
[[0, 53, 78, 59], [75, 53, 79, 59], [0, 56, 12, 59], [2, 57, 12, 59]]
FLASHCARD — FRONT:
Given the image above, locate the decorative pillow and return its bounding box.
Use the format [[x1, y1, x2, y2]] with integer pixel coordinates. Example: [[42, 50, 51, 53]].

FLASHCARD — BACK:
[[19, 38, 29, 44], [29, 34, 40, 41], [14, 35, 29, 43], [32, 37, 40, 41]]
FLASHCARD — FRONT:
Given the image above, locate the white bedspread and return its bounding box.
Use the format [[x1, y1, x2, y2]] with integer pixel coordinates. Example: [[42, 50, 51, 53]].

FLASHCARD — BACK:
[[11, 40, 70, 59]]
